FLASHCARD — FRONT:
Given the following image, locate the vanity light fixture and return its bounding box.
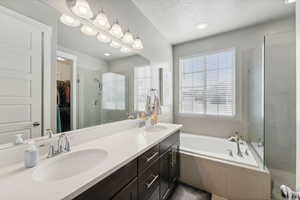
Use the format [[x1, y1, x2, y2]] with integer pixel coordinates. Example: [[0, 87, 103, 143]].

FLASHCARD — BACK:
[[59, 0, 144, 52], [110, 40, 121, 48], [93, 11, 110, 30], [60, 14, 80, 27], [104, 53, 111, 57], [81, 25, 97, 36], [132, 37, 143, 50], [284, 0, 296, 3], [122, 31, 134, 44], [97, 33, 111, 43], [109, 22, 123, 39], [196, 23, 208, 30], [120, 46, 131, 53], [71, 0, 94, 19]]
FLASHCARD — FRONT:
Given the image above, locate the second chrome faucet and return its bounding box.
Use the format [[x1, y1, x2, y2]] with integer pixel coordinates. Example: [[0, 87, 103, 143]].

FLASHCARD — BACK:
[[47, 133, 71, 158]]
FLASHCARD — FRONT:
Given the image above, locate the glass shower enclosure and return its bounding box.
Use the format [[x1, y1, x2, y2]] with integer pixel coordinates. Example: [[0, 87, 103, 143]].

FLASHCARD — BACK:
[[264, 31, 296, 200], [247, 30, 296, 200]]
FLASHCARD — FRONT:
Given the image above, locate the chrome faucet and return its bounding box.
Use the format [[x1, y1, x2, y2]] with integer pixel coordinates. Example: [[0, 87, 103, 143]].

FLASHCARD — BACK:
[[47, 133, 71, 158], [228, 131, 243, 157], [235, 133, 243, 157]]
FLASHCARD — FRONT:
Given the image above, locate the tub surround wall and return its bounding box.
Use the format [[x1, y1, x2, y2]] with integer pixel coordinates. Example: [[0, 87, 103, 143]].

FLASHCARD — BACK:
[[180, 152, 271, 200], [173, 16, 295, 139]]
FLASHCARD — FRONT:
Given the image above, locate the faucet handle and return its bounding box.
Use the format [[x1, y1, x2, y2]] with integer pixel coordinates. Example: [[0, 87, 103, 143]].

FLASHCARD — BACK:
[[47, 144, 55, 158], [65, 136, 71, 152]]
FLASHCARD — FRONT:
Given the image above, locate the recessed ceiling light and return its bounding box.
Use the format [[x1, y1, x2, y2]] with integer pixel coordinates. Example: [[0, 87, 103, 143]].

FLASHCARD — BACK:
[[57, 57, 66, 61], [196, 23, 208, 30], [284, 0, 296, 4], [104, 53, 111, 57]]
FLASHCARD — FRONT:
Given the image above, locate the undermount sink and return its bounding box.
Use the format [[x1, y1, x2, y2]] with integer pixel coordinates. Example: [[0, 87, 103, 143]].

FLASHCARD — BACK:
[[145, 125, 168, 132], [32, 149, 108, 182]]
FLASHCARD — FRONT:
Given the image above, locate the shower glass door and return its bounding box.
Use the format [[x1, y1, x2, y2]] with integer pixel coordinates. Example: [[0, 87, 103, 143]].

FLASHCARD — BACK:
[[264, 31, 296, 200]]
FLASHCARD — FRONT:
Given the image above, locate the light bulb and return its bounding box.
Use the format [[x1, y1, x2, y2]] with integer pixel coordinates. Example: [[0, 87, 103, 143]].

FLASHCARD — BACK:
[[60, 14, 80, 27], [120, 46, 131, 53], [122, 31, 134, 44], [71, 0, 93, 19], [132, 38, 143, 50], [109, 22, 123, 39], [97, 33, 111, 43], [93, 12, 110, 30], [285, 0, 296, 3], [196, 23, 208, 30], [110, 40, 121, 48], [81, 25, 97, 36]]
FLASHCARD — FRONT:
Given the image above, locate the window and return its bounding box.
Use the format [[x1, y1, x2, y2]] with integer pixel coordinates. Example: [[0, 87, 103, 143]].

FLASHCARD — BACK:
[[134, 66, 152, 111], [179, 49, 235, 116], [102, 72, 126, 110]]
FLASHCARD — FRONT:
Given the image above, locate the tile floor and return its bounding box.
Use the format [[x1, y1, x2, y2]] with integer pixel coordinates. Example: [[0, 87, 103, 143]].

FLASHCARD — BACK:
[[169, 183, 211, 200]]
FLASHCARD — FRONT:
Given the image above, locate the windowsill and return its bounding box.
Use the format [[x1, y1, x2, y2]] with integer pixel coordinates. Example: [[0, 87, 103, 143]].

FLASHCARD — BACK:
[[176, 112, 240, 121]]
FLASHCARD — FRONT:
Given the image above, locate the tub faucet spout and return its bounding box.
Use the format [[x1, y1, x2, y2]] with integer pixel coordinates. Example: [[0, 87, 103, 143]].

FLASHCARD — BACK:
[[235, 133, 243, 157]]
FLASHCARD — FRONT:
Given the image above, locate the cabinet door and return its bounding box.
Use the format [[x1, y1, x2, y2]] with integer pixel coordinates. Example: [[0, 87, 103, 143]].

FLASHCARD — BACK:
[[159, 149, 171, 200], [169, 145, 179, 186], [112, 178, 138, 200]]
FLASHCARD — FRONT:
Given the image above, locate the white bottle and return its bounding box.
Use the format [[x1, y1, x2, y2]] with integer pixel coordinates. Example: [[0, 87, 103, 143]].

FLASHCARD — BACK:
[[24, 140, 39, 168]]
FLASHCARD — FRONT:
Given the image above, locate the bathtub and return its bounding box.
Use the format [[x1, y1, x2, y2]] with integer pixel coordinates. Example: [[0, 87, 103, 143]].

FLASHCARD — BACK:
[[179, 133, 271, 200], [180, 133, 258, 168]]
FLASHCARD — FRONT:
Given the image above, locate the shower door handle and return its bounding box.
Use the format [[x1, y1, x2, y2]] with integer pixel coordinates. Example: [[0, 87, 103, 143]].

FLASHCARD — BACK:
[[281, 185, 300, 200]]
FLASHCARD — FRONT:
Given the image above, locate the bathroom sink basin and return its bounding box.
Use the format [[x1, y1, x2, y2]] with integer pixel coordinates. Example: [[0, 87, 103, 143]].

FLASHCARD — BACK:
[[32, 149, 108, 182], [145, 125, 168, 132]]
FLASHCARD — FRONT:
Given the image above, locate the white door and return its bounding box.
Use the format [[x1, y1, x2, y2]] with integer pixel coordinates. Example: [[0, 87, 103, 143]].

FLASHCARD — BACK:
[[0, 10, 43, 144]]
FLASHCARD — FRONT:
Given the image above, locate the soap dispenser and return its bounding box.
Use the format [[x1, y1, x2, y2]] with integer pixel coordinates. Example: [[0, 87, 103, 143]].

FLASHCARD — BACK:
[[14, 134, 24, 145], [24, 140, 39, 168]]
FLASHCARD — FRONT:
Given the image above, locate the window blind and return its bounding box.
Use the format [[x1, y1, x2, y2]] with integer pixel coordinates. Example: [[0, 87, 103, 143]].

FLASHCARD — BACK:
[[179, 49, 235, 116]]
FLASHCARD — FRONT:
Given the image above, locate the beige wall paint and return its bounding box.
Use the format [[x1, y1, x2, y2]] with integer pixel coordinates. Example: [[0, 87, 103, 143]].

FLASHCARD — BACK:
[[173, 16, 295, 139]]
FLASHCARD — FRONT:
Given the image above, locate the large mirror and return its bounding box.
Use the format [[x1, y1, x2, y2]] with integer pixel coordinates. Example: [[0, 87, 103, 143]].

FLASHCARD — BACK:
[[0, 0, 173, 148]]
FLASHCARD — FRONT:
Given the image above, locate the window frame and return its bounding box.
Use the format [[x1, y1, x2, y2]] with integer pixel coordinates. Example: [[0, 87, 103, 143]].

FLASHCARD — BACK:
[[134, 65, 152, 112], [102, 72, 127, 111], [178, 48, 237, 118]]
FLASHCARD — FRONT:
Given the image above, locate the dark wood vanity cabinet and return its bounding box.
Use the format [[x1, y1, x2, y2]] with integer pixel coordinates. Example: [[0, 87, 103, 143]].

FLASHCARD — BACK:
[[73, 131, 180, 200], [159, 145, 180, 200]]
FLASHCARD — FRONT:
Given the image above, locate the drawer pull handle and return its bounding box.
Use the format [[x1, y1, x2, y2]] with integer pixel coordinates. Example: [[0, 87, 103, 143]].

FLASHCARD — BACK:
[[145, 174, 159, 189], [146, 152, 159, 162], [162, 188, 170, 200]]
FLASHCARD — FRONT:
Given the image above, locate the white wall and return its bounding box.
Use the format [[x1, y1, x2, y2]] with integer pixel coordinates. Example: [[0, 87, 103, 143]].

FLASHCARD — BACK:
[[296, 0, 300, 191], [173, 16, 295, 139]]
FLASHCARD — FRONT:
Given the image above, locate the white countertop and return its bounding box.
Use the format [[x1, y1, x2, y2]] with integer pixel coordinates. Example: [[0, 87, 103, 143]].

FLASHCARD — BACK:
[[0, 123, 182, 200]]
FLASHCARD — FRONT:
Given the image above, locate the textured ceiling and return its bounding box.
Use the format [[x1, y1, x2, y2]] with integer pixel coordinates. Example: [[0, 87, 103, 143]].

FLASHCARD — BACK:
[[132, 0, 295, 44]]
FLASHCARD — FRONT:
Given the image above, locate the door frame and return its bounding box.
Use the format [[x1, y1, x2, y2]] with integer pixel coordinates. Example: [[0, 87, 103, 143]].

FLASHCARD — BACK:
[[56, 50, 78, 131], [0, 5, 52, 137]]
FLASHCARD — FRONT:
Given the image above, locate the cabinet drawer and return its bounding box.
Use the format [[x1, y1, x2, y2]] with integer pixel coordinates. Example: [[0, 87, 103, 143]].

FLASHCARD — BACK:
[[160, 131, 179, 155], [112, 178, 138, 200], [138, 160, 160, 200], [138, 144, 159, 173], [73, 159, 138, 200]]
